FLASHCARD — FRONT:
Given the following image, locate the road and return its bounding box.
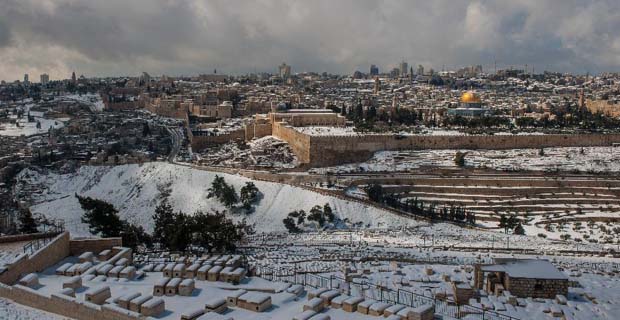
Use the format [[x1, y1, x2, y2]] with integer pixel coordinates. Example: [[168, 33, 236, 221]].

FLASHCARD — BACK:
[[166, 126, 183, 163]]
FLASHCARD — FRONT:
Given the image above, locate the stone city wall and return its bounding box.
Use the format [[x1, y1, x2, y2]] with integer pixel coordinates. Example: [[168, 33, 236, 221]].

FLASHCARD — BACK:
[[306, 133, 620, 167], [189, 128, 245, 151], [272, 123, 311, 164], [244, 122, 273, 140]]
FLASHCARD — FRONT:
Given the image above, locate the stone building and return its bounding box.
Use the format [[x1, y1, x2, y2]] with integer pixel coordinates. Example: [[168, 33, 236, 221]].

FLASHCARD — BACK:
[[586, 99, 620, 118], [474, 259, 569, 299]]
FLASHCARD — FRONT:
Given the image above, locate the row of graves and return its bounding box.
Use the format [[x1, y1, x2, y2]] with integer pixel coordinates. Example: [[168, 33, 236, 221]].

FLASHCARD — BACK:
[[139, 253, 275, 319], [298, 286, 434, 320], [10, 234, 611, 320]]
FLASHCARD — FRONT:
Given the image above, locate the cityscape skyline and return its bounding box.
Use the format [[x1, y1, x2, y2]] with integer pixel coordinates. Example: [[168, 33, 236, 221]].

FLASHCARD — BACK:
[[1, 0, 620, 81]]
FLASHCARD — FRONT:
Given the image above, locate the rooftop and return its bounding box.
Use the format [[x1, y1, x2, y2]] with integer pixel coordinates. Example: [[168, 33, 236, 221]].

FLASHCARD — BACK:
[[481, 259, 568, 280]]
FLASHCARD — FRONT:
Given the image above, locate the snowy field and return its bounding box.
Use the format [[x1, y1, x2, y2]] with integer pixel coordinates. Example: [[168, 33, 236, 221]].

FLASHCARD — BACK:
[[312, 146, 620, 173], [0, 112, 66, 137], [15, 163, 416, 236]]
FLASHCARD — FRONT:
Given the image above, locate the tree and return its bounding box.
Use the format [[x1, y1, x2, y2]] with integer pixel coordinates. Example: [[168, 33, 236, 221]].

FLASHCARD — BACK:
[[18, 208, 38, 234], [507, 215, 519, 231], [240, 182, 260, 211], [308, 205, 326, 227], [78, 195, 151, 250], [366, 184, 384, 202], [323, 203, 335, 223], [283, 217, 301, 233], [153, 200, 176, 249], [498, 214, 508, 234], [513, 223, 525, 235], [170, 211, 194, 252], [208, 175, 239, 208], [454, 151, 468, 167], [207, 175, 227, 199], [77, 195, 123, 237], [221, 184, 238, 208], [192, 211, 254, 252], [121, 223, 152, 251]]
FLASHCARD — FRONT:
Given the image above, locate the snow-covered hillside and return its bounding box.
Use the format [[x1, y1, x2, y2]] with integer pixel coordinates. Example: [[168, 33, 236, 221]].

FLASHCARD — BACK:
[[16, 163, 415, 236]]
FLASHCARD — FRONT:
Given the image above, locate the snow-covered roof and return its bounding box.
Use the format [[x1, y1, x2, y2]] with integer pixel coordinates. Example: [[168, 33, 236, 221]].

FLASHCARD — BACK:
[[482, 259, 568, 280]]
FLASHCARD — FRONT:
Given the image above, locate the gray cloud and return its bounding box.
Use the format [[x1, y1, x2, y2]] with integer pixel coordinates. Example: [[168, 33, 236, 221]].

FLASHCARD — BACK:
[[1, 0, 620, 81]]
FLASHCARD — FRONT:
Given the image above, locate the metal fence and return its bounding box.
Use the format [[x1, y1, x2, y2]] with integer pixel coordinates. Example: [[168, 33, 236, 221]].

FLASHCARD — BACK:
[[23, 236, 55, 254], [253, 264, 519, 320]]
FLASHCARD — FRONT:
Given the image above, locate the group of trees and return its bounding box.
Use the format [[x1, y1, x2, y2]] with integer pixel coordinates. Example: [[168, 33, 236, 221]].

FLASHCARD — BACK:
[[365, 184, 477, 225], [77, 195, 152, 250], [340, 100, 435, 130], [208, 176, 260, 212], [498, 214, 525, 235], [443, 115, 511, 128], [77, 195, 253, 253], [152, 200, 253, 253], [282, 203, 336, 233], [18, 208, 38, 234]]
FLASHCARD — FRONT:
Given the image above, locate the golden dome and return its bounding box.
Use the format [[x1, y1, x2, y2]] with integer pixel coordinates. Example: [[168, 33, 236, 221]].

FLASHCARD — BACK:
[[460, 91, 481, 103]]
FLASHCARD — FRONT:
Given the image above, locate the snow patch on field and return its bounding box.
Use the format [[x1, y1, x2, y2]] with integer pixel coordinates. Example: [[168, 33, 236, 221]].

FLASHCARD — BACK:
[[17, 163, 416, 236]]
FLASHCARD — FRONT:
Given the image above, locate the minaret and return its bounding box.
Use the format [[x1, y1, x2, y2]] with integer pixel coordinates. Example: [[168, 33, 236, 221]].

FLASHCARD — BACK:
[[373, 77, 381, 94], [578, 88, 585, 109]]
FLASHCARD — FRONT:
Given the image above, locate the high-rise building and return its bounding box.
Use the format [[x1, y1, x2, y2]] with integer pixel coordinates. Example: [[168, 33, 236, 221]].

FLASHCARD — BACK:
[[71, 71, 77, 83], [141, 72, 151, 85], [417, 65, 425, 75], [399, 61, 408, 76], [370, 64, 379, 76], [23, 74, 29, 85], [40, 74, 50, 85], [278, 63, 291, 79], [390, 68, 400, 78]]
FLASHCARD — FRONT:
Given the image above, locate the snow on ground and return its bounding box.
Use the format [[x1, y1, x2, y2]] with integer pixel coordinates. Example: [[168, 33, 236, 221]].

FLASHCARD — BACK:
[[0, 241, 30, 268], [16, 163, 416, 236], [312, 146, 620, 173], [197, 136, 298, 168], [0, 297, 66, 319], [0, 113, 66, 137], [62, 93, 104, 112]]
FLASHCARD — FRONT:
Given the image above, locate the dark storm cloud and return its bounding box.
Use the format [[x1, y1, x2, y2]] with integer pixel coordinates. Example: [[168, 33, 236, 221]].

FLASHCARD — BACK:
[[1, 0, 620, 81]]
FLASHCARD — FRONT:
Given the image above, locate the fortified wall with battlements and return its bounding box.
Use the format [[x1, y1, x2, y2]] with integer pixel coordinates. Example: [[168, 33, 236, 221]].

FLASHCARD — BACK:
[[304, 133, 620, 167], [197, 109, 620, 167]]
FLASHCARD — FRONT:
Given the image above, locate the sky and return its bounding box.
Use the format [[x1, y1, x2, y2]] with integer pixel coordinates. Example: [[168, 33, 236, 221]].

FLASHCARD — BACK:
[[1, 0, 620, 82]]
